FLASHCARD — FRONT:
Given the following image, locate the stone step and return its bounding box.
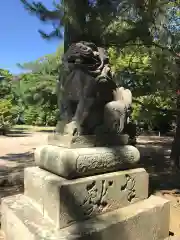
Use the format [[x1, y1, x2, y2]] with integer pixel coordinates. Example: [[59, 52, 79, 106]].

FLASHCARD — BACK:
[[1, 194, 170, 240], [1, 194, 57, 240], [24, 167, 149, 229]]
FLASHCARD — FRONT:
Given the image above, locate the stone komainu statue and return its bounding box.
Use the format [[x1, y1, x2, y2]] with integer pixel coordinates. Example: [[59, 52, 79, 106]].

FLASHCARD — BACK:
[[57, 41, 133, 137]]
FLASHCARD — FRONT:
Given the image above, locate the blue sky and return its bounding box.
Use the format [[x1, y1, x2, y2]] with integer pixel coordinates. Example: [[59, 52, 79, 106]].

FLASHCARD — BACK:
[[0, 0, 61, 74]]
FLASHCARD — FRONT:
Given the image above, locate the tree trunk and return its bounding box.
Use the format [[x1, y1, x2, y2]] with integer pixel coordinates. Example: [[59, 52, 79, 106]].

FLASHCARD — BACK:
[[63, 0, 88, 51], [56, 0, 88, 129], [170, 59, 180, 168], [170, 101, 180, 168]]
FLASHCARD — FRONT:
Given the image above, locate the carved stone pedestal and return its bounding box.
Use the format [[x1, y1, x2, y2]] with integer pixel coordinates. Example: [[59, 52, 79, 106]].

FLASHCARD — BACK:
[[1, 140, 171, 240], [34, 144, 140, 178]]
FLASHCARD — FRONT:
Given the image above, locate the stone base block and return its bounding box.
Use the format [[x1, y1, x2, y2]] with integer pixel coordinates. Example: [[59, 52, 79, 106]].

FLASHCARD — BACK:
[[1, 194, 170, 240], [24, 167, 149, 229], [35, 145, 140, 179], [165, 237, 180, 240], [48, 133, 129, 148]]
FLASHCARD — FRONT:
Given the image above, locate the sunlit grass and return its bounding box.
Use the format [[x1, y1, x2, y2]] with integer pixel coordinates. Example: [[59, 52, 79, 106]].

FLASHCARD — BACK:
[[12, 125, 55, 132]]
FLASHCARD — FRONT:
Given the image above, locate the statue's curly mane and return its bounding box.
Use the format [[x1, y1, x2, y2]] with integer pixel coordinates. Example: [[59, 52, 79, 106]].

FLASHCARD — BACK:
[[62, 41, 112, 79]]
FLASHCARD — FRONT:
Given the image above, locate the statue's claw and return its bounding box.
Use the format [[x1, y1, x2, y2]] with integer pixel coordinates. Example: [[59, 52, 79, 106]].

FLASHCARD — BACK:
[[64, 121, 78, 136]]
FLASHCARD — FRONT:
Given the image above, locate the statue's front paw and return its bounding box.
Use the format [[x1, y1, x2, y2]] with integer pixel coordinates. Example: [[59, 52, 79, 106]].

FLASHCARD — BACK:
[[64, 121, 78, 136]]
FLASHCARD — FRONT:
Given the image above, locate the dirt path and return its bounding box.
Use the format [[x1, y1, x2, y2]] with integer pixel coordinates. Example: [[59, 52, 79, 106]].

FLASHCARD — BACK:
[[0, 131, 48, 158], [0, 131, 47, 171], [0, 132, 180, 238], [0, 131, 48, 201]]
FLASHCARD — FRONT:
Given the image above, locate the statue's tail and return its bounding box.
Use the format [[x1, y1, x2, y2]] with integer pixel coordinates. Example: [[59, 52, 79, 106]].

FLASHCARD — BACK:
[[113, 87, 132, 109]]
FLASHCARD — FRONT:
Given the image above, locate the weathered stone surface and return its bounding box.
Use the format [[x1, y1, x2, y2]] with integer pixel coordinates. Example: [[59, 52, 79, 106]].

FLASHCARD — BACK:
[[35, 145, 140, 179], [165, 237, 180, 240], [48, 134, 95, 148], [1, 194, 170, 240], [1, 194, 55, 240], [55, 120, 67, 134], [48, 133, 129, 148], [24, 167, 64, 221], [24, 167, 148, 229], [24, 167, 64, 214]]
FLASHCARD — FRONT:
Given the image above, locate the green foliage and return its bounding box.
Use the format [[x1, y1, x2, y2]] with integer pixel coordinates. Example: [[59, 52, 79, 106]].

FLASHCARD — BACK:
[[0, 69, 12, 78], [11, 46, 63, 126], [131, 93, 176, 131], [0, 100, 17, 134], [23, 105, 58, 126], [0, 69, 13, 99], [109, 46, 152, 95], [0, 69, 20, 134], [15, 73, 58, 126], [108, 44, 178, 132], [17, 45, 63, 75]]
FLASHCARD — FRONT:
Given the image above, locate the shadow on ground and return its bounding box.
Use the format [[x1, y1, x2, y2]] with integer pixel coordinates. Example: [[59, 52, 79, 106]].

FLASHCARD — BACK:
[[140, 154, 180, 195], [37, 129, 54, 133], [0, 152, 33, 163], [0, 151, 34, 191], [3, 129, 31, 137], [136, 138, 180, 195]]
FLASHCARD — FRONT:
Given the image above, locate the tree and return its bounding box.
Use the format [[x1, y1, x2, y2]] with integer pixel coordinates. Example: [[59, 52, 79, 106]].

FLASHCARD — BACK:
[[20, 0, 169, 48], [14, 71, 58, 126], [164, 4, 180, 168], [20, 0, 88, 50], [0, 100, 18, 135], [0, 69, 13, 98], [0, 69, 19, 134], [20, 0, 61, 39], [15, 47, 64, 126]]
